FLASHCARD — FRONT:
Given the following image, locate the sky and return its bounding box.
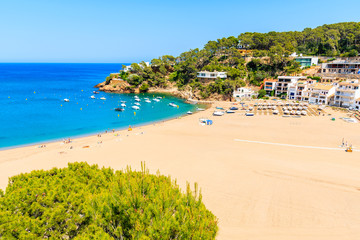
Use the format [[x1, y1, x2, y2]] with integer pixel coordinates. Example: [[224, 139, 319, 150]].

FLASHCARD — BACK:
[[0, 0, 360, 63]]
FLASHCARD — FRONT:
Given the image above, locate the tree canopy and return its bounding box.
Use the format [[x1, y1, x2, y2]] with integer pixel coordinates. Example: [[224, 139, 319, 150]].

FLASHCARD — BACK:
[[105, 22, 360, 100], [0, 162, 218, 239]]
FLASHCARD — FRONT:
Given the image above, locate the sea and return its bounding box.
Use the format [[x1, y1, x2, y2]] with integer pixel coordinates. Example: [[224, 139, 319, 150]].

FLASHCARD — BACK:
[[0, 63, 197, 149]]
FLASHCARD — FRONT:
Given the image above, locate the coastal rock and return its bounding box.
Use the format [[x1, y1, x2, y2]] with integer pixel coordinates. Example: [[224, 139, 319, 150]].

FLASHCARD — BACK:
[[95, 80, 132, 93]]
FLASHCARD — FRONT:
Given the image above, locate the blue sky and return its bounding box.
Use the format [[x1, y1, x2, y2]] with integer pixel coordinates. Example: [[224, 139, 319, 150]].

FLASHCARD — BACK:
[[1, 0, 360, 63]]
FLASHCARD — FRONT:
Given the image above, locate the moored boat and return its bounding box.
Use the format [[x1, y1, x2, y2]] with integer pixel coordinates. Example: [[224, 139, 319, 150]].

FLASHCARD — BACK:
[[131, 106, 140, 110], [169, 102, 178, 107], [114, 107, 124, 112], [213, 111, 224, 116]]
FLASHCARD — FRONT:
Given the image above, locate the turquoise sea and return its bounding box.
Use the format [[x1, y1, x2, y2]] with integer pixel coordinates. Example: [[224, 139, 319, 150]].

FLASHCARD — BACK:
[[0, 63, 196, 149]]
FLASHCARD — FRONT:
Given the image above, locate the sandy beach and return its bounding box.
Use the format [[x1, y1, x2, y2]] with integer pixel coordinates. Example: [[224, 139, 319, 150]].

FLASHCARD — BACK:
[[1, 102, 360, 239]]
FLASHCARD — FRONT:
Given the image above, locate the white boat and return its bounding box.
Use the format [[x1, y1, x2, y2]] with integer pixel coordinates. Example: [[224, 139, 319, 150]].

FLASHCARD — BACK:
[[121, 100, 126, 103], [135, 98, 141, 102], [144, 98, 149, 100], [100, 97, 106, 100], [134, 96, 139, 99], [187, 111, 193, 115], [121, 103, 126, 107], [157, 96, 162, 99], [226, 110, 235, 113], [153, 98, 160, 102], [213, 111, 224, 116], [134, 102, 140, 106], [64, 98, 70, 102], [169, 102, 178, 107], [245, 112, 254, 116], [131, 106, 140, 110], [196, 107, 205, 111], [90, 96, 95, 99], [145, 100, 151, 103]]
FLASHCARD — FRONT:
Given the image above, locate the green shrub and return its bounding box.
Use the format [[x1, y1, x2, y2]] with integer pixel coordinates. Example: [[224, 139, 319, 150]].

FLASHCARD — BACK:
[[139, 83, 149, 92], [0, 162, 217, 239]]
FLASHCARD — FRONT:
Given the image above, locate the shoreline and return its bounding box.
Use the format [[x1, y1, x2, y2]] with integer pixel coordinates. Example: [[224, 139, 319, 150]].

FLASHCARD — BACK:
[[1, 101, 360, 239], [0, 108, 200, 152]]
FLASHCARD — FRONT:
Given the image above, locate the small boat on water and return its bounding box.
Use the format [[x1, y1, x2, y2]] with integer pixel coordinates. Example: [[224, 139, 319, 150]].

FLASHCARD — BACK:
[[93, 91, 99, 94], [226, 110, 235, 114], [115, 107, 124, 112], [230, 107, 238, 110], [145, 99, 151, 103], [157, 96, 162, 99], [121, 103, 126, 107], [187, 111, 193, 115], [134, 102, 140, 106], [135, 98, 141, 102], [153, 98, 160, 102], [245, 112, 254, 116], [131, 106, 140, 110], [100, 97, 106, 100], [213, 111, 224, 116], [121, 100, 126, 103], [64, 98, 70, 102], [196, 107, 205, 111], [169, 102, 178, 107], [90, 96, 95, 99]]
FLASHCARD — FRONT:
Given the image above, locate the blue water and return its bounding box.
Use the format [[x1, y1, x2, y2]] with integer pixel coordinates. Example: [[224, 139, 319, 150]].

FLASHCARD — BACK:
[[0, 63, 196, 149]]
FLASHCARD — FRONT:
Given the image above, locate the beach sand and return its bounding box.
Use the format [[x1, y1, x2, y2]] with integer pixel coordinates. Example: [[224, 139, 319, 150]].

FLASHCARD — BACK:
[[1, 102, 360, 239]]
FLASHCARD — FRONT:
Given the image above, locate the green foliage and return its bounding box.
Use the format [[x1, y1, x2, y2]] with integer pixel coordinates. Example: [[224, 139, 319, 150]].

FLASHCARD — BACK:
[[239, 22, 360, 56], [115, 22, 360, 99], [139, 83, 149, 92], [0, 162, 218, 239], [257, 89, 267, 98]]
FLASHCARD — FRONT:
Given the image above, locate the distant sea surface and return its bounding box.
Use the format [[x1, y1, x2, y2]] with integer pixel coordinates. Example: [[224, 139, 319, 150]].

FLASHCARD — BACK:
[[0, 63, 196, 149]]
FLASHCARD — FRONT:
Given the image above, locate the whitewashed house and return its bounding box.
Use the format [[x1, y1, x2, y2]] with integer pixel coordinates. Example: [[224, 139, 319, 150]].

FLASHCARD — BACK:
[[308, 84, 336, 105], [334, 80, 360, 108], [197, 71, 227, 82], [275, 76, 306, 97], [233, 87, 256, 100]]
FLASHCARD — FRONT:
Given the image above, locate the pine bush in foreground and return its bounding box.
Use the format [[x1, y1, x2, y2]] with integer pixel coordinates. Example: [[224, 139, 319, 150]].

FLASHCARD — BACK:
[[0, 162, 218, 239]]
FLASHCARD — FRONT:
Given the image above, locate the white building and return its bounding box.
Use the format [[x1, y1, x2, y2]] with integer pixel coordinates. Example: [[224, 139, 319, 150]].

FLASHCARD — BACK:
[[308, 84, 336, 105], [275, 76, 306, 98], [355, 98, 360, 110], [233, 87, 256, 100], [197, 71, 227, 82], [334, 80, 360, 108], [123, 62, 150, 72], [295, 56, 319, 68]]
